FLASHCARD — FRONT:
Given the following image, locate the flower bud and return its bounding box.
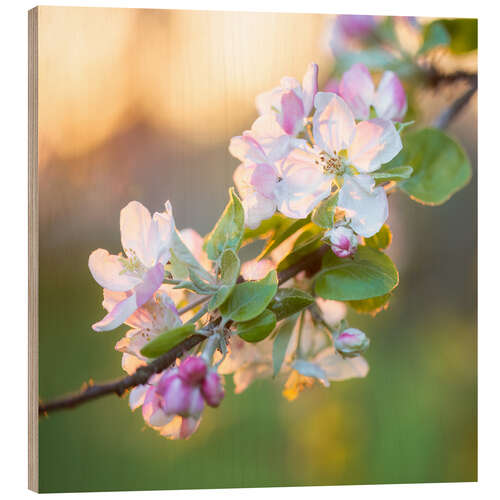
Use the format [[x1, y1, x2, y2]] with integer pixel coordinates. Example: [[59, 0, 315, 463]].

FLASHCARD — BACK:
[[157, 371, 205, 418], [178, 356, 207, 385], [325, 225, 358, 258], [334, 328, 370, 358], [142, 385, 170, 427], [201, 371, 225, 407]]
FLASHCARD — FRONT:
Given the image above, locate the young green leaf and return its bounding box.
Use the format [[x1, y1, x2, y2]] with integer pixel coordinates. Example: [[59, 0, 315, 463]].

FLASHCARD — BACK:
[[203, 188, 244, 261], [208, 249, 240, 311], [242, 213, 289, 244], [395, 128, 472, 205], [169, 230, 214, 282], [220, 270, 278, 322], [311, 194, 338, 229], [236, 309, 277, 343], [276, 228, 323, 272], [257, 216, 311, 261], [315, 246, 399, 301], [268, 288, 315, 321], [364, 224, 392, 250], [272, 315, 298, 376], [348, 294, 392, 316], [372, 165, 413, 184], [140, 324, 196, 359]]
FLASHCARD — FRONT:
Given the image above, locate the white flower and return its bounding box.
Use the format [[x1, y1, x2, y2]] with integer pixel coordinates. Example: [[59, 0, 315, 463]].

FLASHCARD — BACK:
[[89, 201, 175, 331]]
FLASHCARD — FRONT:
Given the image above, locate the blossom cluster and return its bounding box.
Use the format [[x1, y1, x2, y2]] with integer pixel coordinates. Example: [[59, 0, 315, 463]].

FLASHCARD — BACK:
[[231, 61, 406, 257], [86, 61, 409, 441]]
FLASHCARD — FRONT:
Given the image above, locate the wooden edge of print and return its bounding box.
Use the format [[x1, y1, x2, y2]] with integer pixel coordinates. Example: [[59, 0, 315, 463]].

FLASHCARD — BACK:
[[28, 6, 39, 493]]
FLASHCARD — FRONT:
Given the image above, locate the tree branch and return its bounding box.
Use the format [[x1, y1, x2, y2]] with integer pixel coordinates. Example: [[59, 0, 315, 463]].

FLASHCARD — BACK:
[[434, 77, 478, 130], [39, 244, 329, 415]]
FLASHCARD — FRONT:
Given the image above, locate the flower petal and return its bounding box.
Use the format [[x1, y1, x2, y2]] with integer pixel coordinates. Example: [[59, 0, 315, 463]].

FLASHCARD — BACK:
[[317, 350, 370, 380], [339, 63, 375, 120], [89, 248, 141, 291], [301, 62, 319, 116], [293, 359, 330, 386], [120, 201, 153, 265], [280, 90, 305, 135], [313, 93, 356, 154], [134, 262, 165, 308], [233, 163, 254, 198], [338, 175, 388, 237], [229, 133, 267, 164], [255, 87, 282, 116], [348, 118, 402, 173], [129, 384, 148, 411], [250, 163, 279, 198], [374, 71, 407, 121], [242, 191, 276, 229], [92, 292, 138, 332], [250, 114, 292, 161]]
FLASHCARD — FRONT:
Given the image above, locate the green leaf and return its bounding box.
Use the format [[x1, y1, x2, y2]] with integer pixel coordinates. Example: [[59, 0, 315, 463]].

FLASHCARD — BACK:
[[372, 164, 413, 185], [394, 128, 472, 205], [188, 269, 218, 295], [441, 19, 477, 54], [208, 249, 240, 311], [364, 224, 392, 250], [268, 288, 315, 321], [220, 270, 278, 322], [272, 315, 298, 376], [169, 230, 213, 282], [236, 309, 277, 343], [242, 213, 289, 244], [276, 228, 323, 273], [140, 324, 196, 358], [203, 188, 244, 261], [257, 216, 310, 260], [315, 246, 399, 301], [419, 21, 450, 54], [348, 294, 391, 316], [311, 194, 338, 229]]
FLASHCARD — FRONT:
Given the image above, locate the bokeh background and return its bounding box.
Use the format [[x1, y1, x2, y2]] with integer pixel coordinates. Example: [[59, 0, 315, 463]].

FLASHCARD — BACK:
[[37, 7, 477, 493]]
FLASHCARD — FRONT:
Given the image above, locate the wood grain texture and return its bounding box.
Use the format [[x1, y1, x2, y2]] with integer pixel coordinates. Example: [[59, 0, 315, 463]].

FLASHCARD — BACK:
[[28, 6, 39, 493]]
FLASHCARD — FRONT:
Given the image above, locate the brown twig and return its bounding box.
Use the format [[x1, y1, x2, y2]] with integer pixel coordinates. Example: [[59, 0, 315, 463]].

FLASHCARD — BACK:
[[434, 79, 478, 130], [38, 244, 329, 415]]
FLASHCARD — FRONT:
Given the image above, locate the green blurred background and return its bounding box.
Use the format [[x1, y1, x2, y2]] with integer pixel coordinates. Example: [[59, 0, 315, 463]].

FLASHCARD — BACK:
[[37, 7, 477, 492]]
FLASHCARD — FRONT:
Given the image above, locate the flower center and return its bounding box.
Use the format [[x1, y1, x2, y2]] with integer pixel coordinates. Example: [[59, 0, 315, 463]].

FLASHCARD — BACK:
[[119, 249, 147, 278], [316, 150, 344, 175]]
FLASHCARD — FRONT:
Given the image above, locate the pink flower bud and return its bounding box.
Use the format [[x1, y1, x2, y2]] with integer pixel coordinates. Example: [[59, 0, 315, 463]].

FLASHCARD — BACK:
[[325, 225, 358, 258], [157, 371, 205, 418], [142, 385, 170, 427], [201, 371, 225, 407], [334, 328, 370, 358], [178, 356, 207, 385]]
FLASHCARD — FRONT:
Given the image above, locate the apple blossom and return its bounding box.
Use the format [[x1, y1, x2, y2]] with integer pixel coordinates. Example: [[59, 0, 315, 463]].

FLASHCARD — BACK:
[[113, 285, 182, 375], [339, 63, 407, 121], [89, 200, 175, 332]]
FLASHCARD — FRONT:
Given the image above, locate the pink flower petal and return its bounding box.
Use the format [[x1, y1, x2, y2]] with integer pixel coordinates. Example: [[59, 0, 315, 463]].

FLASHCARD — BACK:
[[92, 292, 138, 332], [348, 118, 402, 173], [280, 90, 305, 135], [339, 63, 375, 120], [301, 62, 319, 116], [313, 93, 356, 154], [374, 71, 407, 121]]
